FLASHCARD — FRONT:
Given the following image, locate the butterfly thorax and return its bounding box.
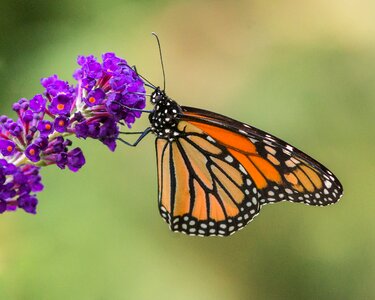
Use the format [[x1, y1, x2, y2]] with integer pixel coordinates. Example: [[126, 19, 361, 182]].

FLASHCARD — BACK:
[[149, 88, 182, 140]]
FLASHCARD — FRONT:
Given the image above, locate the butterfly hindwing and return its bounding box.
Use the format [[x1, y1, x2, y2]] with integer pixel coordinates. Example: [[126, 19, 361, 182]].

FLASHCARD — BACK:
[[155, 121, 261, 236], [181, 106, 343, 207]]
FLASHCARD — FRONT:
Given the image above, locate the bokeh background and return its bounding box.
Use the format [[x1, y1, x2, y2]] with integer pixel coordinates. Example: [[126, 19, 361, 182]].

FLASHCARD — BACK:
[[0, 0, 374, 299]]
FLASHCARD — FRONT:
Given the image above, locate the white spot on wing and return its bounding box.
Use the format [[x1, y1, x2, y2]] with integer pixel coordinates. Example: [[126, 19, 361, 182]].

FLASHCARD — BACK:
[[207, 136, 216, 143], [325, 180, 332, 188], [225, 155, 234, 163], [239, 165, 247, 174], [286, 145, 294, 151]]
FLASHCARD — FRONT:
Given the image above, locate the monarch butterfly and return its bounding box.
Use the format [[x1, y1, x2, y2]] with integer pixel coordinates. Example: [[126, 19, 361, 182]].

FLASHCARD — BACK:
[[125, 34, 343, 237]]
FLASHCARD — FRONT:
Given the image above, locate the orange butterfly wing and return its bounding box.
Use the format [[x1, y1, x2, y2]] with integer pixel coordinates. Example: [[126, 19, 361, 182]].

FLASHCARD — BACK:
[[181, 106, 343, 206]]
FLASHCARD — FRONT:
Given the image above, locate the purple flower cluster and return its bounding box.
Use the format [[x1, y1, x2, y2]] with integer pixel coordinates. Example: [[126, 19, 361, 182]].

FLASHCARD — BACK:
[[0, 161, 42, 214], [0, 53, 146, 214], [73, 53, 146, 151]]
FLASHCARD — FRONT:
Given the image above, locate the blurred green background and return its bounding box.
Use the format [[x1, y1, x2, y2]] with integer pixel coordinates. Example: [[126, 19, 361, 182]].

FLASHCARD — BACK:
[[0, 0, 374, 299]]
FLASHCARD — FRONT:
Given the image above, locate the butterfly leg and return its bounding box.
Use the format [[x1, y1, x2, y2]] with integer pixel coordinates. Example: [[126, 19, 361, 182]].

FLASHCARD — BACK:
[[112, 100, 153, 114], [117, 127, 152, 147], [123, 106, 153, 113]]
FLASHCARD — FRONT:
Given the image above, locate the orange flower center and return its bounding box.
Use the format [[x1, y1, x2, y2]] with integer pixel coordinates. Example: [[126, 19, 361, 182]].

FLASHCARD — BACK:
[[6, 145, 13, 152], [58, 120, 65, 126], [57, 104, 65, 111], [88, 97, 96, 104], [29, 149, 35, 155], [45, 124, 51, 130]]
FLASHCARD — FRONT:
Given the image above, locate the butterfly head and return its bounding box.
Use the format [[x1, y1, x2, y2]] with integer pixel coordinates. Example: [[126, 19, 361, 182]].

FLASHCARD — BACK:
[[150, 87, 165, 105]]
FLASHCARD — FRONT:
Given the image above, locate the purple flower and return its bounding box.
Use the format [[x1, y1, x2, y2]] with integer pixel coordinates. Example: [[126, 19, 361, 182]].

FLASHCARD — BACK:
[[109, 76, 128, 91], [0, 161, 43, 214], [54, 116, 69, 133], [50, 136, 66, 153], [56, 148, 85, 172], [0, 52, 146, 215], [30, 94, 47, 113], [74, 121, 89, 139], [42, 75, 73, 97], [1, 160, 17, 175], [77, 55, 103, 79], [84, 88, 105, 107], [102, 52, 125, 74], [98, 119, 119, 151], [81, 77, 97, 91], [5, 120, 22, 137], [25, 144, 41, 162], [12, 98, 28, 112], [67, 148, 85, 172], [0, 140, 16, 156], [49, 94, 73, 115], [18, 195, 38, 214], [21, 110, 34, 123], [34, 136, 49, 150], [87, 122, 100, 137], [37, 120, 54, 136], [105, 93, 123, 119], [41, 74, 58, 89], [56, 152, 68, 169]]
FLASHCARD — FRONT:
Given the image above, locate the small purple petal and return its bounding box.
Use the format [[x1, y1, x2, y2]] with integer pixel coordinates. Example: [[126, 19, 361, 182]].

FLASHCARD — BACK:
[[56, 152, 68, 169], [67, 148, 85, 172], [41, 74, 58, 88], [0, 201, 6, 214], [22, 110, 34, 123], [18, 195, 38, 214], [34, 136, 49, 150], [74, 121, 89, 139]]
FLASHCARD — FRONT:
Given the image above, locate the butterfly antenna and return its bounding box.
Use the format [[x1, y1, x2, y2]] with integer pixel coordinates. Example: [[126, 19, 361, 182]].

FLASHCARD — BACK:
[[152, 32, 166, 91]]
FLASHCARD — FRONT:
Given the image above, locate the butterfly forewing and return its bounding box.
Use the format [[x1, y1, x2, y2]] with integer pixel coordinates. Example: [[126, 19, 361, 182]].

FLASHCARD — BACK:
[[181, 106, 343, 207], [155, 121, 261, 236]]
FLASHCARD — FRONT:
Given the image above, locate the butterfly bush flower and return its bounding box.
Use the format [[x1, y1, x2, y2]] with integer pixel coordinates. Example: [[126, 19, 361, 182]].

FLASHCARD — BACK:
[[0, 53, 146, 214]]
